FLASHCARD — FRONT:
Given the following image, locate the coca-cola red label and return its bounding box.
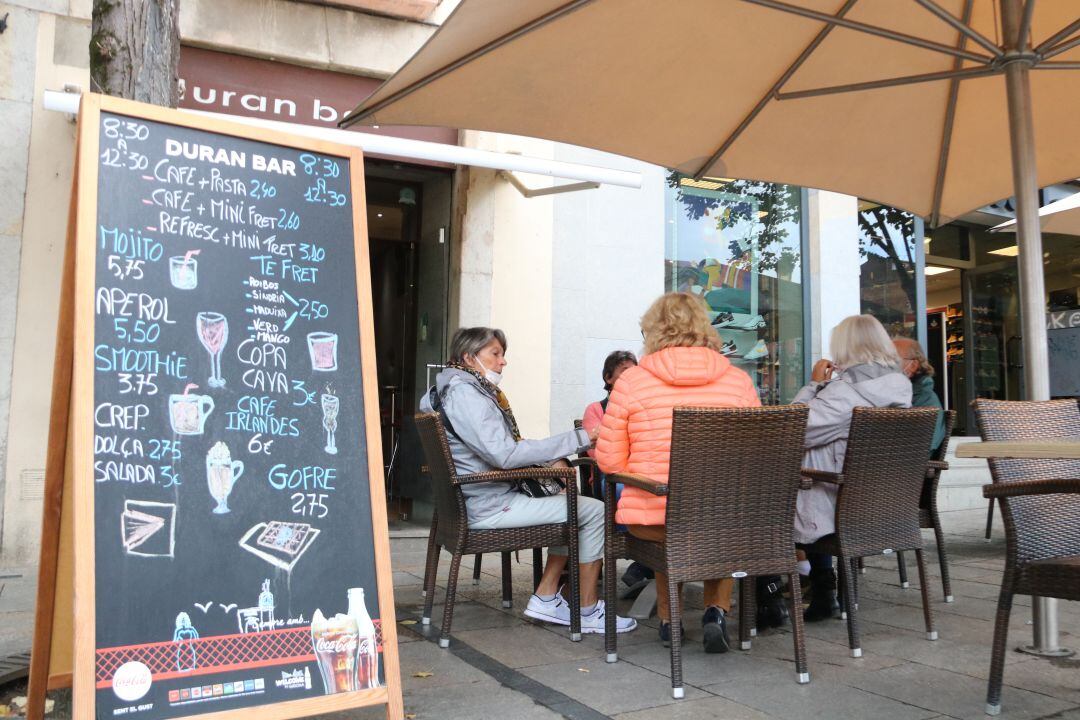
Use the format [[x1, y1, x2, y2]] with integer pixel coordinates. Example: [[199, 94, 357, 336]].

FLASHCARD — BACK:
[[315, 634, 357, 653]]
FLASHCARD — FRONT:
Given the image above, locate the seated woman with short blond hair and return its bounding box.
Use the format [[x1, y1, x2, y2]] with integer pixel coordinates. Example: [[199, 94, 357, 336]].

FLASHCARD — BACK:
[[595, 293, 761, 652]]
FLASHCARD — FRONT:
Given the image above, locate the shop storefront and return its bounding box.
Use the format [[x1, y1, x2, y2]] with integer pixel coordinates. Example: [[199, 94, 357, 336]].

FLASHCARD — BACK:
[[665, 176, 806, 404]]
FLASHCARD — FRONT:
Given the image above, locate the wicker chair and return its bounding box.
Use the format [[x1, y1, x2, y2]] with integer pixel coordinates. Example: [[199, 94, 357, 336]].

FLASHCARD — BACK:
[[976, 399, 1080, 544], [603, 405, 811, 699], [972, 399, 1080, 716], [895, 410, 957, 601], [414, 412, 582, 646], [802, 407, 940, 659]]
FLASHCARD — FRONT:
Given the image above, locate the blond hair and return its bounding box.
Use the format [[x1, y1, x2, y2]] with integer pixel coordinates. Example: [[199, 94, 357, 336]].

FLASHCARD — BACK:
[[830, 315, 900, 368], [640, 293, 722, 354]]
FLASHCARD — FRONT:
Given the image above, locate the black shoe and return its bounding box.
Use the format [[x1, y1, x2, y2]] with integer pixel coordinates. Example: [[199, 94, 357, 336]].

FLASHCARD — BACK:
[[756, 576, 789, 629], [701, 606, 730, 654], [620, 562, 653, 600], [803, 568, 841, 623], [658, 621, 685, 648]]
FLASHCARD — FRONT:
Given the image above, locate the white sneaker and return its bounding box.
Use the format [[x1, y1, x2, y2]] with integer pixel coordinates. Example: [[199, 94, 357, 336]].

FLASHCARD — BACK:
[[524, 593, 571, 626], [744, 339, 769, 360], [581, 600, 637, 634]]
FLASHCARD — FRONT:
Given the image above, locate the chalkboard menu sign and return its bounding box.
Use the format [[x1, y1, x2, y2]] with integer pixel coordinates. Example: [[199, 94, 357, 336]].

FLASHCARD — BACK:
[[32, 95, 401, 720]]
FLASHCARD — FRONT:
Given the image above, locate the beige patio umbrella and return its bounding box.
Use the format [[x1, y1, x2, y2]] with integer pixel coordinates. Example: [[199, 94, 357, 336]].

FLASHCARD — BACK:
[[343, 0, 1080, 669]]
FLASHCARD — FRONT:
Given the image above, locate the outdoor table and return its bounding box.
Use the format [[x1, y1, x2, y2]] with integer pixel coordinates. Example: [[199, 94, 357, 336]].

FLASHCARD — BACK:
[[954, 439, 1079, 658]]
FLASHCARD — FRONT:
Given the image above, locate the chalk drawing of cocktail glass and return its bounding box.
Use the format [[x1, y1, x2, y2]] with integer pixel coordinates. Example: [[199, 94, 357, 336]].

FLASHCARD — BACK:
[[321, 392, 339, 455], [197, 312, 228, 388], [169, 250, 200, 290], [307, 332, 338, 372], [168, 384, 214, 435], [206, 441, 244, 514]]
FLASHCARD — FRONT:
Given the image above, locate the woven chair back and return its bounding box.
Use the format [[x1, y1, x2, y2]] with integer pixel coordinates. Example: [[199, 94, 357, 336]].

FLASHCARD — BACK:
[[662, 405, 808, 571], [835, 407, 939, 556], [415, 412, 465, 545], [934, 410, 957, 463], [974, 399, 1080, 563]]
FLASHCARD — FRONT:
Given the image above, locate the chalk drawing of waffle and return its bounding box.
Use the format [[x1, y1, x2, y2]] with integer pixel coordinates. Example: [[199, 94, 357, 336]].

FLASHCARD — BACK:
[[121, 500, 176, 558], [238, 521, 320, 572]]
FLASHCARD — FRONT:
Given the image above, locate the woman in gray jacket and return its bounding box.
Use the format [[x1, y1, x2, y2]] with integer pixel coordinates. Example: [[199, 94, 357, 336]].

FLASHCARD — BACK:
[[420, 327, 635, 635], [793, 315, 912, 621]]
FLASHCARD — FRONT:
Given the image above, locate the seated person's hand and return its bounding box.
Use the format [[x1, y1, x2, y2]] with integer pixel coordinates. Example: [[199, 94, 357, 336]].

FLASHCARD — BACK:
[[587, 426, 600, 445], [811, 359, 835, 383]]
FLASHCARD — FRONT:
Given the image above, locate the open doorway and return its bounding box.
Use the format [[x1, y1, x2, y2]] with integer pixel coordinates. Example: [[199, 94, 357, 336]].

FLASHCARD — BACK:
[[364, 161, 452, 522]]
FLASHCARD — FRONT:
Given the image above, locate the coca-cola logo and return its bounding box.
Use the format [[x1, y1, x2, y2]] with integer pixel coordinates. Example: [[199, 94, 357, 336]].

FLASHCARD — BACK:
[[112, 661, 152, 702], [314, 634, 357, 653]]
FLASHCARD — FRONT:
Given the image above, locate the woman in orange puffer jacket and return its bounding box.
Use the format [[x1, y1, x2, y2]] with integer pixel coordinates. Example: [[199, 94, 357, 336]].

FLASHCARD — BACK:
[[595, 292, 761, 652]]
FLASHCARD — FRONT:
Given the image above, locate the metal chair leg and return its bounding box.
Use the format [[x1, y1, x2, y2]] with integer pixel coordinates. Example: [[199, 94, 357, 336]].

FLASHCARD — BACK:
[[533, 547, 543, 589], [667, 578, 684, 699], [985, 586, 1014, 716], [985, 498, 995, 541], [421, 512, 439, 598], [896, 551, 910, 588], [439, 552, 464, 648], [932, 513, 954, 602], [501, 551, 513, 608], [422, 542, 441, 625], [472, 553, 483, 585], [915, 549, 937, 641], [788, 572, 810, 683], [738, 577, 754, 650], [839, 555, 861, 657], [604, 536, 618, 663]]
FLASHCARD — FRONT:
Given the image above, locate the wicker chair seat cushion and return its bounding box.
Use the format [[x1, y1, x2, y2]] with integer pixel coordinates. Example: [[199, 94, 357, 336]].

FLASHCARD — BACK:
[[462, 523, 570, 555], [1017, 555, 1080, 601]]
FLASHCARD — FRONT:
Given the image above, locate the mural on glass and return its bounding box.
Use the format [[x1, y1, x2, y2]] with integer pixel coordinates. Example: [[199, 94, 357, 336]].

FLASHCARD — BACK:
[[664, 174, 804, 405]]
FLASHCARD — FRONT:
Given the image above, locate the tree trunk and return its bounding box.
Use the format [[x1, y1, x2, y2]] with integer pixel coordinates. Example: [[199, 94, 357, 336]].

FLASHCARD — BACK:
[[91, 0, 181, 106]]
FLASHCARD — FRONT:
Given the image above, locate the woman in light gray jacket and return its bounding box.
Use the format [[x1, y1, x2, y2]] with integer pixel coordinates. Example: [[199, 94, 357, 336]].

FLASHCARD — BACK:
[[420, 327, 635, 635], [793, 315, 912, 621]]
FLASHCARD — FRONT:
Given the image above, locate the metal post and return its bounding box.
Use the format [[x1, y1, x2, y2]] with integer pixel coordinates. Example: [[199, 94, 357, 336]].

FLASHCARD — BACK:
[[1000, 0, 1073, 658]]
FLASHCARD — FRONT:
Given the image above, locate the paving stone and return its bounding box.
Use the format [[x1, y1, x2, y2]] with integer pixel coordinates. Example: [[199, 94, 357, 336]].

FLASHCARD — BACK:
[[999, 654, 1080, 705], [422, 599, 529, 634], [705, 674, 938, 720], [521, 655, 709, 715], [453, 621, 614, 669], [843, 662, 1077, 720], [616, 633, 792, 687]]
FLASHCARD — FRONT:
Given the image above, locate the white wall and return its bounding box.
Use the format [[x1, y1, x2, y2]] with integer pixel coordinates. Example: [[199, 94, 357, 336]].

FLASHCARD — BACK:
[[548, 147, 665, 434]]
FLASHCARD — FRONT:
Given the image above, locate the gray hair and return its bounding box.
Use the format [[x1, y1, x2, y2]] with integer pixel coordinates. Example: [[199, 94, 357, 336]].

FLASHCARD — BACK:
[[830, 315, 900, 369], [448, 327, 507, 364]]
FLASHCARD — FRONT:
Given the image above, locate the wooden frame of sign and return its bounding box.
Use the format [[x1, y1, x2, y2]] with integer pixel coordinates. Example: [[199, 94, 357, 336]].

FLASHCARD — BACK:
[[28, 93, 403, 720]]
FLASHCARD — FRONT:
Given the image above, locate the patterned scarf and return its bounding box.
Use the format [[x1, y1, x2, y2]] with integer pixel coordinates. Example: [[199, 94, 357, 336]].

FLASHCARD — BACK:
[[447, 361, 522, 441]]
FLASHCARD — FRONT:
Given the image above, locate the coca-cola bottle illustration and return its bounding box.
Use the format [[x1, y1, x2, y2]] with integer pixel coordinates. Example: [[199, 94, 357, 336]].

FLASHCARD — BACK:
[[310, 609, 360, 694], [348, 587, 380, 690]]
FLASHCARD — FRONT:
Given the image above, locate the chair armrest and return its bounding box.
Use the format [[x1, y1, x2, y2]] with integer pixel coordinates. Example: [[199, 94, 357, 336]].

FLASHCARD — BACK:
[[607, 472, 668, 496], [568, 457, 596, 469], [982, 478, 1080, 499], [801, 468, 844, 485], [454, 466, 577, 485]]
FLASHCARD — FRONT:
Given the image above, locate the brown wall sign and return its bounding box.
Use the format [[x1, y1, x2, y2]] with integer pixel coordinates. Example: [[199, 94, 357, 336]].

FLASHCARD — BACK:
[[179, 47, 457, 163]]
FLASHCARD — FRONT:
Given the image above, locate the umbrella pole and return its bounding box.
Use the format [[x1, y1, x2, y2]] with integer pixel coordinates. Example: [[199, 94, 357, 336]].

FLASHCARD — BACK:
[[1001, 0, 1073, 659]]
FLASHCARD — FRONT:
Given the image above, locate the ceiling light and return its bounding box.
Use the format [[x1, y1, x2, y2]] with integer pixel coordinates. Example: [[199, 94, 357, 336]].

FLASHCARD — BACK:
[[377, 213, 383, 218], [990, 245, 1019, 256], [925, 266, 955, 275]]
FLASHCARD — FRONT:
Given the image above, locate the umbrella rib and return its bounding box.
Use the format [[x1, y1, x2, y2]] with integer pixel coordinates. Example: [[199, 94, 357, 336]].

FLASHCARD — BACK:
[[1033, 17, 1080, 56], [340, 0, 596, 127], [740, 0, 993, 64], [691, 0, 859, 180], [1042, 35, 1080, 61], [1034, 60, 1080, 69], [1017, 0, 1037, 51], [930, 0, 974, 230], [775, 66, 999, 100], [913, 0, 1002, 58]]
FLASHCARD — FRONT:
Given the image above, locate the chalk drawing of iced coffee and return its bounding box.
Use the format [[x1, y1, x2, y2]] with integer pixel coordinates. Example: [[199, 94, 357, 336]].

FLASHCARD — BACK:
[[307, 332, 338, 372]]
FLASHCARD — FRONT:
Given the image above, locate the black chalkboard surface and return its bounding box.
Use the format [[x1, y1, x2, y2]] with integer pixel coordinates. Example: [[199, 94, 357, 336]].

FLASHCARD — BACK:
[[62, 98, 400, 720]]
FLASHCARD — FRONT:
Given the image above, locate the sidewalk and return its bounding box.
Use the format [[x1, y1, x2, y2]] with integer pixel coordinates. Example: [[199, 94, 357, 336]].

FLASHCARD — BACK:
[[367, 507, 1079, 720], [28, 507, 1080, 719]]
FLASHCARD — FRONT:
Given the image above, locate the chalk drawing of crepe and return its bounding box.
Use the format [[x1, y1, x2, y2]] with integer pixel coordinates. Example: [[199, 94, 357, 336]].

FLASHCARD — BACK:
[[238, 520, 320, 572], [121, 500, 176, 558]]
